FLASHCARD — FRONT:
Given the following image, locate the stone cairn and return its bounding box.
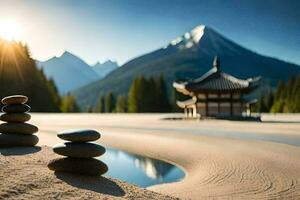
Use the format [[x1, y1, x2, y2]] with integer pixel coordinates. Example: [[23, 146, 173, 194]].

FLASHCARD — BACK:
[[48, 129, 108, 176], [0, 95, 39, 147]]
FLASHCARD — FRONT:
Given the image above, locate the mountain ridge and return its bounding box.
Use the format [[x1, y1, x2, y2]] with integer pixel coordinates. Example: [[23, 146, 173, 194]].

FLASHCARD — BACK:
[[36, 51, 117, 94], [73, 25, 300, 109], [92, 60, 118, 78]]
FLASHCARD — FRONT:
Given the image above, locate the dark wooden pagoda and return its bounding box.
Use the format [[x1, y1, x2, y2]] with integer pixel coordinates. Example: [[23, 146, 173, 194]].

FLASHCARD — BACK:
[[173, 57, 260, 118]]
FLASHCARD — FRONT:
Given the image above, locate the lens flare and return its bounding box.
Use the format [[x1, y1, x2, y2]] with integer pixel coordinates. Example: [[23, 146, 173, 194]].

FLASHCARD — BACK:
[[0, 19, 22, 41]]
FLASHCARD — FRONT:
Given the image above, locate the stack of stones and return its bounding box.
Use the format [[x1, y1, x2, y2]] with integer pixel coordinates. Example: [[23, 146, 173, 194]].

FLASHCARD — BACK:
[[48, 129, 108, 176], [0, 95, 39, 147]]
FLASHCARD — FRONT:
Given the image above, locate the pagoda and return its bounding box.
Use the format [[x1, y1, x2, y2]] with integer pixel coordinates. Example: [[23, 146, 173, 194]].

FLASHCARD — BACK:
[[173, 57, 260, 118]]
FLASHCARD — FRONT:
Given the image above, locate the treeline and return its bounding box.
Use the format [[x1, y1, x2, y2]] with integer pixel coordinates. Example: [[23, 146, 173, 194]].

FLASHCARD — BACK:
[[38, 67, 81, 113], [0, 39, 60, 111], [91, 75, 172, 113], [0, 39, 83, 112], [254, 75, 300, 113]]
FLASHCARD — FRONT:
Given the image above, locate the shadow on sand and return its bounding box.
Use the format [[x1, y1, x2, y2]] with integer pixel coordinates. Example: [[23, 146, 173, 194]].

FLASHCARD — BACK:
[[55, 172, 125, 197], [0, 146, 41, 156]]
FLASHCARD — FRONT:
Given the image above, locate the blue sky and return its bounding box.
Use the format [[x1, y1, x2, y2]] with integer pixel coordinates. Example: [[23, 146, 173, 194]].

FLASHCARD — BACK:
[[0, 0, 299, 65]]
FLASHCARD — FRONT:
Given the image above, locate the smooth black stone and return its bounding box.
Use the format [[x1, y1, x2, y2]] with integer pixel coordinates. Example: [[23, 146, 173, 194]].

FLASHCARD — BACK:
[[58, 129, 100, 142], [0, 113, 31, 123], [1, 95, 28, 105], [53, 142, 106, 158], [0, 134, 39, 147], [0, 123, 38, 135], [2, 104, 31, 113], [47, 157, 108, 176]]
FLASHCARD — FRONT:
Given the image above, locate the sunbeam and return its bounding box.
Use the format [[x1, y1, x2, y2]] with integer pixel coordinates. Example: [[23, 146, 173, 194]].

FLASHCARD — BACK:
[[0, 19, 22, 41]]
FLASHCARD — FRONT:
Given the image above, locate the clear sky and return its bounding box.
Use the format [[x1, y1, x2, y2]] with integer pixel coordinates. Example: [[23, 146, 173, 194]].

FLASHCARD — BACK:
[[0, 0, 299, 65]]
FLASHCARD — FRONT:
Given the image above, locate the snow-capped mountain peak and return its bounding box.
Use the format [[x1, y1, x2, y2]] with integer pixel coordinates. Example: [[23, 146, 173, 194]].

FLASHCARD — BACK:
[[191, 25, 205, 43], [169, 25, 205, 49]]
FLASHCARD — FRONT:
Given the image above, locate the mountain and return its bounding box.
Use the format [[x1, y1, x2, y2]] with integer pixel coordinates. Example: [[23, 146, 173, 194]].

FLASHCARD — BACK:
[[0, 40, 60, 112], [73, 25, 300, 108], [92, 60, 118, 78], [36, 51, 100, 94]]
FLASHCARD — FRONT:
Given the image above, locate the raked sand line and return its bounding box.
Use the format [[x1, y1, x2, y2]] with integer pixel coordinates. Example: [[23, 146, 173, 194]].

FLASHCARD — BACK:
[[0, 147, 177, 200], [99, 132, 300, 199], [38, 129, 300, 199], [34, 114, 300, 199]]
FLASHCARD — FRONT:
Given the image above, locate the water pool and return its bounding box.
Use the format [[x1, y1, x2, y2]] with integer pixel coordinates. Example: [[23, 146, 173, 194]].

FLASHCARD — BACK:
[[99, 148, 185, 187]]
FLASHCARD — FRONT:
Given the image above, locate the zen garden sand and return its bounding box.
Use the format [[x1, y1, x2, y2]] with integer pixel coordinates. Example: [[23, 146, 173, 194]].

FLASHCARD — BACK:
[[1, 105, 300, 199]]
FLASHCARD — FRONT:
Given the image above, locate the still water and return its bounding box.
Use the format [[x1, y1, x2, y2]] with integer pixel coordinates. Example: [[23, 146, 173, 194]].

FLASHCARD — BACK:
[[99, 148, 185, 187]]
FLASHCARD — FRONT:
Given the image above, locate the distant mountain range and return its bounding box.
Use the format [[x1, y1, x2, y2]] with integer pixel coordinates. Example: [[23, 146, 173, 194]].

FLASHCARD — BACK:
[[93, 60, 118, 78], [36, 51, 118, 94], [73, 25, 300, 108]]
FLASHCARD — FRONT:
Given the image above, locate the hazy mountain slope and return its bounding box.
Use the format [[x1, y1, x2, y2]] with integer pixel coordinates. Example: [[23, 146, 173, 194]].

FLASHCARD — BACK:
[[73, 25, 300, 108], [37, 51, 100, 94], [92, 60, 118, 78]]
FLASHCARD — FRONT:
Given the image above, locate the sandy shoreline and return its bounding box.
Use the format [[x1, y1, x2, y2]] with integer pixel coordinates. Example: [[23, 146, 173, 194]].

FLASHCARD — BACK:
[[2, 113, 300, 199]]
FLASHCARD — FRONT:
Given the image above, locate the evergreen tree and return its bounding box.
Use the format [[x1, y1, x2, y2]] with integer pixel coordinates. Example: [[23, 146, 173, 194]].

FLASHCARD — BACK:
[[128, 77, 142, 112], [270, 100, 285, 113], [156, 75, 171, 112], [138, 76, 148, 112], [105, 92, 116, 112], [275, 81, 285, 100], [37, 68, 61, 109], [142, 77, 155, 112], [0, 40, 60, 112], [257, 96, 268, 112], [284, 77, 296, 112], [292, 75, 300, 112], [270, 80, 285, 113], [85, 105, 94, 113], [128, 76, 151, 113], [267, 75, 300, 113], [265, 91, 274, 111], [60, 94, 80, 112], [115, 95, 128, 112], [96, 96, 105, 113], [46, 77, 61, 108], [128, 75, 171, 113]]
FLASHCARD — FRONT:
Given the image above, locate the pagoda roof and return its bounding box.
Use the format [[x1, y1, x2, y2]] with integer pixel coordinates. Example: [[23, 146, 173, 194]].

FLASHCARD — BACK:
[[173, 57, 261, 94], [176, 97, 197, 108]]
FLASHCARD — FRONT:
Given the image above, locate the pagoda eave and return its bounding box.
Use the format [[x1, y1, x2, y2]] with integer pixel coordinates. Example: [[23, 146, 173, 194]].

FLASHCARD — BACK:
[[184, 87, 258, 94]]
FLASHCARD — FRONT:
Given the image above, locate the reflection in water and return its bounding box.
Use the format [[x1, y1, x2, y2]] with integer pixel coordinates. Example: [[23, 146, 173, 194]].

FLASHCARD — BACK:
[[99, 148, 184, 187], [134, 156, 173, 179]]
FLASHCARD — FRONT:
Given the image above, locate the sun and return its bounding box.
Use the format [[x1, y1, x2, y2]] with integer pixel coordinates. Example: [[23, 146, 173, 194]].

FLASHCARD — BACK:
[[0, 19, 22, 41]]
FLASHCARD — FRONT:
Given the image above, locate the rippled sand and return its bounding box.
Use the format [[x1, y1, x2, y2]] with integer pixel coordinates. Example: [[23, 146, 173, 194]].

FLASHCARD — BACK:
[[30, 114, 300, 199], [0, 146, 177, 200]]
